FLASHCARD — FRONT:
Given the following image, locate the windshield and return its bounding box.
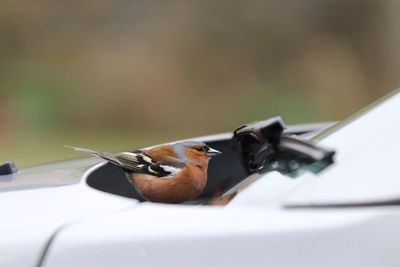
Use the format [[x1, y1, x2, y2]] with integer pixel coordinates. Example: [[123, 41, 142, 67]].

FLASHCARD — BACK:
[[229, 89, 400, 207]]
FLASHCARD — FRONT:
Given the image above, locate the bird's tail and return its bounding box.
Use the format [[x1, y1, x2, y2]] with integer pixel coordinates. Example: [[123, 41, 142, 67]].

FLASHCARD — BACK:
[[65, 145, 122, 166]]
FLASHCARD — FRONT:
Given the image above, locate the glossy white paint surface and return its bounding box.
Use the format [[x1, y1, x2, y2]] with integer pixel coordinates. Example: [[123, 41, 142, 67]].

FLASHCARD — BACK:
[[0, 161, 135, 267], [42, 205, 400, 267], [283, 90, 400, 206]]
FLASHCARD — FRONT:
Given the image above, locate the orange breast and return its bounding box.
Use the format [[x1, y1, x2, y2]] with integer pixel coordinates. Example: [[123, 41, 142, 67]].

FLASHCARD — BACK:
[[129, 163, 208, 203]]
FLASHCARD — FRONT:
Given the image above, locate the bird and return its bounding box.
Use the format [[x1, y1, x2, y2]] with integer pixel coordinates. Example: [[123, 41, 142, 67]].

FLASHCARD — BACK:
[[66, 141, 221, 203]]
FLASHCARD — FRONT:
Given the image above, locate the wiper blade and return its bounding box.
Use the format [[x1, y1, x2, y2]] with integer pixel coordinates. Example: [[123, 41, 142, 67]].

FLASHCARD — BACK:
[[233, 117, 335, 178]]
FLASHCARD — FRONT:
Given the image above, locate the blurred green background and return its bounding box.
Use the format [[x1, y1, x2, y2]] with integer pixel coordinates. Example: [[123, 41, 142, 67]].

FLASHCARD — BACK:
[[0, 0, 399, 167]]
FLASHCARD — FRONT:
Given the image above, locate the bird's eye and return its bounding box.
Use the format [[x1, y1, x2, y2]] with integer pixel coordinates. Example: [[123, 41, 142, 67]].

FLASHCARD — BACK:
[[195, 146, 206, 152]]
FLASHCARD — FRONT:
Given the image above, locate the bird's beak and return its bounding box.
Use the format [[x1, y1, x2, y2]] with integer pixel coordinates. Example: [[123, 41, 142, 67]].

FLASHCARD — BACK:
[[207, 147, 222, 157]]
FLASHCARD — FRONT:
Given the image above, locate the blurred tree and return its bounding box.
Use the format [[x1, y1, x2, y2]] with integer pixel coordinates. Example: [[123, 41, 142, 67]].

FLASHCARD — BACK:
[[0, 0, 398, 166], [5, 67, 71, 132]]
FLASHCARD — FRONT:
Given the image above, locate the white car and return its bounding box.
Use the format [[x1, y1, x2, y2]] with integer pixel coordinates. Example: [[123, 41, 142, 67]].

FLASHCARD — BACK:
[[2, 89, 400, 267]]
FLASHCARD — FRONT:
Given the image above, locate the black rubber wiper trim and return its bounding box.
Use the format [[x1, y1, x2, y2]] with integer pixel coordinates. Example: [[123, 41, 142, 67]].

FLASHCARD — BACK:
[[233, 117, 335, 178]]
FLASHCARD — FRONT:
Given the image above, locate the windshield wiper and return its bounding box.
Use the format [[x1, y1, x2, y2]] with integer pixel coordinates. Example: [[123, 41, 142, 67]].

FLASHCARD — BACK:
[[233, 117, 335, 178]]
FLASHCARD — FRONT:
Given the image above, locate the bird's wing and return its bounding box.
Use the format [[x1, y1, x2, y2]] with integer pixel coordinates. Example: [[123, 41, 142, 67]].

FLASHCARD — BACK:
[[66, 145, 180, 177], [65, 145, 122, 166]]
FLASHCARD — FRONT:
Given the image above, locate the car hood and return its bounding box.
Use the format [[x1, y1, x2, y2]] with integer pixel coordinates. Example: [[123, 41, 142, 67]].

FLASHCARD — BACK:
[[0, 158, 137, 267]]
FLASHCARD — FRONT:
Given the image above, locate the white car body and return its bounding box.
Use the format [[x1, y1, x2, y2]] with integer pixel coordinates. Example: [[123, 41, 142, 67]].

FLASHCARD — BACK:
[[2, 90, 400, 267]]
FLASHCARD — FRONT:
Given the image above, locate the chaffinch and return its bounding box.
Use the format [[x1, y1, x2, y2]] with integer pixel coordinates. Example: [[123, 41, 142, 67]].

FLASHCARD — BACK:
[[67, 141, 221, 203]]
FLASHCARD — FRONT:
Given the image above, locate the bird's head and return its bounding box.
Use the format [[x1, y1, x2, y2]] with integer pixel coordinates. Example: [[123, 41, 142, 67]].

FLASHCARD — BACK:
[[172, 141, 221, 167]]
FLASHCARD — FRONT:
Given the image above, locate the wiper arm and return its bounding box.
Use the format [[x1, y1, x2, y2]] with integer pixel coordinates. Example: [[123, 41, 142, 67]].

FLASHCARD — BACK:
[[233, 117, 335, 178]]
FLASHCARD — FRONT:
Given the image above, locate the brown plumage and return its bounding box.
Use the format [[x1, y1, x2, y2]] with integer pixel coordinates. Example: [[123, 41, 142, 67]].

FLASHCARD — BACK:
[[66, 141, 221, 203]]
